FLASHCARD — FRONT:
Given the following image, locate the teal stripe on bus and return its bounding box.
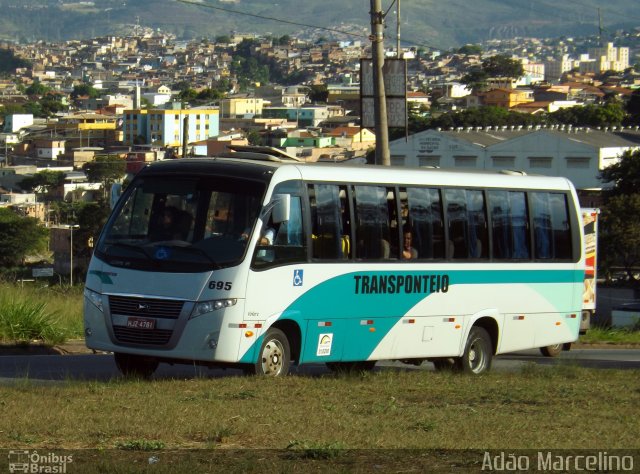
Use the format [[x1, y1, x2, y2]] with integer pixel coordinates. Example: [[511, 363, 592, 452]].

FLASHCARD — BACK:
[[239, 269, 584, 364]]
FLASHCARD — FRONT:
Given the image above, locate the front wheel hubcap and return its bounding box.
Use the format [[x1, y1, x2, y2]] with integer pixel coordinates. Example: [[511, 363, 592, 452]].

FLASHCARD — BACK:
[[261, 340, 284, 375]]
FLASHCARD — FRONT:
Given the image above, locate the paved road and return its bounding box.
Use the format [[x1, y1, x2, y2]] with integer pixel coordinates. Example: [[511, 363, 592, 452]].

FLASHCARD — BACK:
[[0, 348, 638, 384]]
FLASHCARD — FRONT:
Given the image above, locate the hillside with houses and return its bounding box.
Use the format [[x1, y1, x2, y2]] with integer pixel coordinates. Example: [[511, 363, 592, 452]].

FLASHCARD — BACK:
[[0, 26, 639, 280]]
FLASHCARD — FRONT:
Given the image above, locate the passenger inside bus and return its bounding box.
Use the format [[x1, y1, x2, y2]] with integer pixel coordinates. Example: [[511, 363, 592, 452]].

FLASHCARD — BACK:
[[402, 228, 418, 260], [150, 206, 192, 241]]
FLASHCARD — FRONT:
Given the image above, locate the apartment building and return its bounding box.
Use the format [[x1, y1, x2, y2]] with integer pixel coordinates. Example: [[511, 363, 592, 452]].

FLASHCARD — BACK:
[[585, 43, 630, 73], [220, 96, 266, 118], [122, 103, 220, 149]]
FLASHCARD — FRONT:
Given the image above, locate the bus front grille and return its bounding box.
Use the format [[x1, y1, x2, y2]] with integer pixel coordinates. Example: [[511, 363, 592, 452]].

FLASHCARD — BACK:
[[109, 295, 184, 319], [113, 326, 173, 345]]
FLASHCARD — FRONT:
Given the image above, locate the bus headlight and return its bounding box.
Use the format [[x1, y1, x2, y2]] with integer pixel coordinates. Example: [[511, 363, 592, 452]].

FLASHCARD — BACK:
[[191, 299, 237, 319], [84, 288, 104, 312]]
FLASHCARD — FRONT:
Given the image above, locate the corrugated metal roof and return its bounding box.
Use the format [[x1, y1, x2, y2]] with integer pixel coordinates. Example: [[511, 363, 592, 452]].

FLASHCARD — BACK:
[[436, 128, 640, 149]]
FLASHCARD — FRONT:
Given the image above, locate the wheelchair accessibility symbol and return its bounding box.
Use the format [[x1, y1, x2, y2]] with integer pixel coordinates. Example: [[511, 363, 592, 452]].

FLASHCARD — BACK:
[[293, 269, 304, 287]]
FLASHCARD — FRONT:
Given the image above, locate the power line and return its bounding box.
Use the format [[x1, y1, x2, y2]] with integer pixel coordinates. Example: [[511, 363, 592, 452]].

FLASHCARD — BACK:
[[176, 0, 447, 52], [557, 0, 640, 23], [177, 0, 370, 39]]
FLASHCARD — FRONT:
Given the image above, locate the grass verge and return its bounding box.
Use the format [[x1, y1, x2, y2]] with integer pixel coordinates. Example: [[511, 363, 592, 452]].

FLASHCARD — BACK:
[[0, 366, 638, 451], [579, 326, 640, 345], [0, 283, 83, 345]]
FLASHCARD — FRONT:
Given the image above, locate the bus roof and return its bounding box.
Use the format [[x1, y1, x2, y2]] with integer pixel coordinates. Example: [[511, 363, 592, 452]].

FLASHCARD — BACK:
[[140, 154, 575, 192]]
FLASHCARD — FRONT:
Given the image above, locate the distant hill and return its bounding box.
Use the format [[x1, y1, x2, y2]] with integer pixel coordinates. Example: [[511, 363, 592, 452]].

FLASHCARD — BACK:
[[0, 0, 637, 48]]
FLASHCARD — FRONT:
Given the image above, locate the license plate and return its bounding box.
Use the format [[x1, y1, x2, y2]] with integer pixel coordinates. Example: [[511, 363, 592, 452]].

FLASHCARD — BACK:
[[126, 317, 156, 330]]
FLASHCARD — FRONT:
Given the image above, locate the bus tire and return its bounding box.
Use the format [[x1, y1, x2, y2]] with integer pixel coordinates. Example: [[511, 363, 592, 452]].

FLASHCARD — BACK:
[[540, 343, 570, 357], [114, 352, 159, 378], [459, 327, 492, 374], [326, 361, 376, 373], [250, 328, 291, 376]]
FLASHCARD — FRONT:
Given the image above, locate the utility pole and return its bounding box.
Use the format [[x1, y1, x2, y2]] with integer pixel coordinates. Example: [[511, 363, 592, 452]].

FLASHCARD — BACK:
[[370, 0, 390, 166], [182, 115, 189, 158], [597, 8, 605, 46], [396, 0, 401, 59]]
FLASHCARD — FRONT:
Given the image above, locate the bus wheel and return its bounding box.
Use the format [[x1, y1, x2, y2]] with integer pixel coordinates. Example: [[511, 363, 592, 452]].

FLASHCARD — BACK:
[[326, 361, 376, 373], [114, 352, 159, 378], [252, 328, 291, 376], [540, 343, 570, 357], [460, 327, 492, 374]]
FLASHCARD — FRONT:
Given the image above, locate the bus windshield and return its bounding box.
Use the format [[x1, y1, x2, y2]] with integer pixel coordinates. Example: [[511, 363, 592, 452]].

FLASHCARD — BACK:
[[95, 174, 266, 272]]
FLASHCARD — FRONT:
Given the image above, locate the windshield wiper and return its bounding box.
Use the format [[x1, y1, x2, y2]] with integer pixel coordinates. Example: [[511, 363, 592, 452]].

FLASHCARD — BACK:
[[105, 242, 151, 259], [153, 244, 220, 269]]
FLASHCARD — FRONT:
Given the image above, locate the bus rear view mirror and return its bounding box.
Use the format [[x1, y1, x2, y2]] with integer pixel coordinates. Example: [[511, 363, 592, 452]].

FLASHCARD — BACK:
[[272, 194, 290, 224]]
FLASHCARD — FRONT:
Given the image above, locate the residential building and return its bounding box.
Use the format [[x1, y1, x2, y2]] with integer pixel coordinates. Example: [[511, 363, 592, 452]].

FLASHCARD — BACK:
[[3, 114, 34, 133], [328, 126, 376, 151], [262, 105, 332, 128], [481, 88, 534, 109], [0, 192, 45, 221], [34, 139, 65, 160], [206, 134, 249, 156], [544, 55, 574, 82], [56, 112, 121, 149], [122, 103, 220, 149], [585, 43, 630, 73], [220, 96, 266, 118], [0, 165, 37, 191]]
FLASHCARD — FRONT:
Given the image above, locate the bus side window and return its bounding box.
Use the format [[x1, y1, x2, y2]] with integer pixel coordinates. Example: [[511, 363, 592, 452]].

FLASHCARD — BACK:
[[354, 185, 392, 260], [252, 190, 306, 268], [445, 189, 469, 259], [467, 190, 488, 259], [531, 192, 572, 260], [404, 187, 445, 259], [309, 184, 351, 260], [488, 190, 531, 260]]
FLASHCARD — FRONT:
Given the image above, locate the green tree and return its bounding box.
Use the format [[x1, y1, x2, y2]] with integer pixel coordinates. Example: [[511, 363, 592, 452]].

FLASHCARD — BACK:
[[177, 88, 198, 103], [215, 35, 232, 44], [599, 149, 640, 198], [23, 101, 43, 117], [457, 44, 482, 56], [246, 130, 263, 146], [25, 80, 51, 97], [196, 88, 224, 102], [599, 149, 640, 283], [626, 90, 640, 124], [54, 200, 110, 263], [0, 103, 26, 121], [308, 84, 328, 103], [230, 39, 272, 89], [0, 208, 49, 266], [481, 54, 524, 79], [82, 155, 126, 198], [39, 95, 66, 117], [71, 83, 100, 99], [460, 67, 489, 92], [0, 48, 30, 74], [18, 170, 66, 199], [599, 194, 640, 283], [549, 103, 625, 127], [423, 106, 544, 130]]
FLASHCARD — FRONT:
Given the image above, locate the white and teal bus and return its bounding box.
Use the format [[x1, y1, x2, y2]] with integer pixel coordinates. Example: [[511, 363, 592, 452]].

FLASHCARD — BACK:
[[84, 149, 585, 377]]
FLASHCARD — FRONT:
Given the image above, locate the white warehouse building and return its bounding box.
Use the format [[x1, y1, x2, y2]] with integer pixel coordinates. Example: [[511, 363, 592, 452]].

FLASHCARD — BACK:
[[389, 126, 640, 195]]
